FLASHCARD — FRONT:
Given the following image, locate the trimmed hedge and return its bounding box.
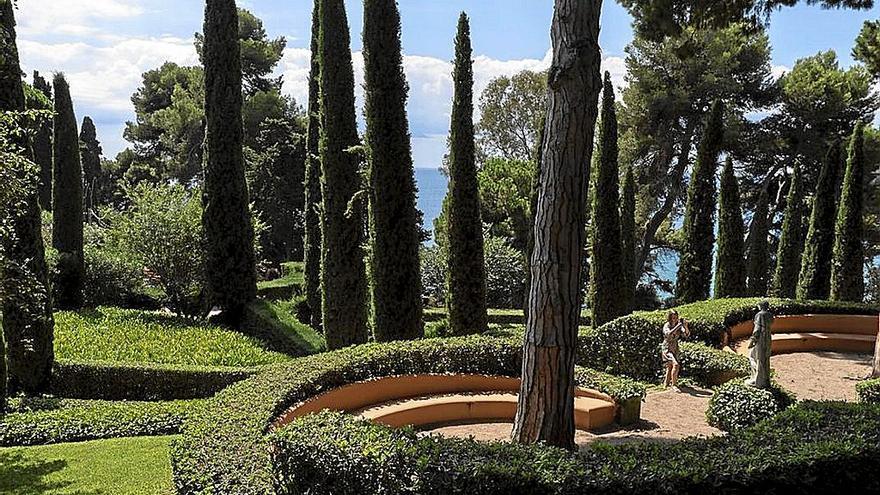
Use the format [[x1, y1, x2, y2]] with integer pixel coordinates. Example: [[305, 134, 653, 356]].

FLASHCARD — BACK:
[[424, 307, 592, 327], [857, 378, 880, 403], [170, 335, 644, 495], [591, 298, 879, 380], [51, 360, 253, 401], [1, 397, 202, 446], [679, 342, 750, 386], [256, 262, 304, 301], [706, 380, 796, 433], [271, 401, 880, 494]]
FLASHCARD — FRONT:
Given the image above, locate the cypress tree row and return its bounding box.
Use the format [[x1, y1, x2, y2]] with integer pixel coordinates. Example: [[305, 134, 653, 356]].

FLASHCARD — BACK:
[[770, 164, 805, 298], [1, 0, 55, 395], [363, 0, 424, 341], [80, 116, 102, 216], [714, 157, 747, 298], [797, 141, 842, 300], [202, 0, 257, 323], [317, 0, 370, 348], [675, 100, 723, 304], [303, 0, 323, 330], [589, 73, 626, 327], [620, 160, 637, 313], [830, 123, 866, 302], [51, 73, 85, 310], [745, 187, 771, 296], [32, 71, 52, 211], [445, 13, 488, 336]]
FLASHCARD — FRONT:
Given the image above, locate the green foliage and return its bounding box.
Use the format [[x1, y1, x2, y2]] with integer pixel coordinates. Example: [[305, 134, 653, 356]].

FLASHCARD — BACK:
[[271, 401, 880, 494], [242, 300, 325, 357], [445, 13, 488, 336], [256, 261, 304, 300], [54, 307, 291, 368], [419, 245, 446, 307], [51, 73, 84, 310], [798, 141, 843, 299], [678, 341, 750, 385], [620, 161, 637, 313], [1, 397, 201, 446], [79, 224, 149, 308], [855, 19, 880, 78], [771, 165, 805, 298], [590, 74, 627, 327], [303, 0, 323, 330], [80, 116, 104, 214], [830, 123, 866, 301], [0, 436, 174, 495], [714, 157, 748, 298], [484, 236, 527, 309], [857, 378, 880, 403], [30, 71, 53, 211], [706, 380, 795, 433], [745, 187, 771, 296], [676, 100, 723, 303], [170, 334, 642, 494], [202, 0, 257, 322], [477, 157, 534, 252], [363, 0, 423, 342], [317, 0, 370, 349], [476, 70, 547, 163]]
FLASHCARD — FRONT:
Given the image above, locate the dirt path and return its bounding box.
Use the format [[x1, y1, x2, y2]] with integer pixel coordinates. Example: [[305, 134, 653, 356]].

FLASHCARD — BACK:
[[425, 384, 722, 448], [771, 351, 871, 402]]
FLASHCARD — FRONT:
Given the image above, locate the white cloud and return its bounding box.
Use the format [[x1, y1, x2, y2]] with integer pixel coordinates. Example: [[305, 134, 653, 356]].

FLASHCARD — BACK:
[[771, 64, 790, 80], [17, 0, 144, 37]]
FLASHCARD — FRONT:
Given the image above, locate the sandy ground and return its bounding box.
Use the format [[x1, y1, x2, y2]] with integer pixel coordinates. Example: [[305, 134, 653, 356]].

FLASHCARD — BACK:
[[770, 351, 872, 402], [424, 384, 722, 448]]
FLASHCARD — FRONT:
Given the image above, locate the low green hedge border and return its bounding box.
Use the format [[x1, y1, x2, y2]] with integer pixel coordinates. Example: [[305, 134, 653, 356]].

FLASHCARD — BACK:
[[0, 397, 203, 446], [706, 380, 797, 433], [424, 307, 593, 327], [51, 360, 254, 401], [857, 378, 880, 403], [678, 342, 750, 386], [271, 401, 880, 494], [170, 335, 645, 495], [590, 298, 879, 380]]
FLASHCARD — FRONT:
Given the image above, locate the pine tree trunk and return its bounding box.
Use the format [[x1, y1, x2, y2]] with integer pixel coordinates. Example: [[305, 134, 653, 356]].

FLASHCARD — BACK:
[[512, 0, 602, 450]]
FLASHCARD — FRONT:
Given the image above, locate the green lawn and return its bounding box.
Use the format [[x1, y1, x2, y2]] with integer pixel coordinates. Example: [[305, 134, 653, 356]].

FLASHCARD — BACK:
[[257, 261, 304, 290], [0, 436, 173, 495], [55, 307, 292, 367]]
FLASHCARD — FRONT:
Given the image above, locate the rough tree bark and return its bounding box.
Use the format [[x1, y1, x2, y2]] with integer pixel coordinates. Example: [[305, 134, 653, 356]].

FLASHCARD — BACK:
[[512, 0, 602, 450]]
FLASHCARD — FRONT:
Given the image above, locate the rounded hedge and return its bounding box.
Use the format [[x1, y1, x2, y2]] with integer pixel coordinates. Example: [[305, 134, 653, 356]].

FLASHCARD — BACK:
[[857, 378, 880, 404], [706, 380, 796, 433], [170, 335, 644, 495]]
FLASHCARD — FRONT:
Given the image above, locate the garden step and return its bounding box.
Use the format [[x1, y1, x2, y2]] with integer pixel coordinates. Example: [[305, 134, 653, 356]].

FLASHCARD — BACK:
[[734, 332, 876, 356], [354, 392, 617, 431]]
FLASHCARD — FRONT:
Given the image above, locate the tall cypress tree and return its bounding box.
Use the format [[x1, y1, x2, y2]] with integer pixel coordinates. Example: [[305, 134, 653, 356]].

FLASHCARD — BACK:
[[303, 0, 323, 330], [51, 73, 84, 310], [1, 0, 55, 394], [79, 116, 102, 216], [714, 156, 747, 298], [589, 73, 625, 327], [318, 0, 369, 348], [32, 71, 52, 211], [620, 160, 637, 313], [830, 123, 866, 302], [675, 100, 723, 304], [202, 0, 257, 323], [445, 13, 487, 336], [771, 164, 805, 298], [745, 187, 771, 296], [363, 0, 423, 341], [798, 141, 842, 300]]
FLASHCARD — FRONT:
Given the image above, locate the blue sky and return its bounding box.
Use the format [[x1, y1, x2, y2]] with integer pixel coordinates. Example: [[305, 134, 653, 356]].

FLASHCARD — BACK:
[[13, 0, 879, 167]]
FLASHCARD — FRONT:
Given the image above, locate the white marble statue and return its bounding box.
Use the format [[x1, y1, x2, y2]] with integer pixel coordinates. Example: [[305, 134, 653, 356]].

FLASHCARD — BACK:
[[747, 300, 773, 389]]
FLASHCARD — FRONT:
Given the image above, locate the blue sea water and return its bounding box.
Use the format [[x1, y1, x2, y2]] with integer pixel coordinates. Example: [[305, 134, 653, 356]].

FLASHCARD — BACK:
[[414, 167, 448, 243]]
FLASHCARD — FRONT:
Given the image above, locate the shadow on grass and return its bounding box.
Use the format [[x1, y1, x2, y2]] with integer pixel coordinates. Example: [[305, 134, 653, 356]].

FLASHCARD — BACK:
[[0, 450, 100, 495]]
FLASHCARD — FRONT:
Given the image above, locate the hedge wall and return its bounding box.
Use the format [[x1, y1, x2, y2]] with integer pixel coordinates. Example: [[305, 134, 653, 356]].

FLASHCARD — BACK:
[[170, 335, 645, 495], [1, 397, 202, 446], [590, 298, 879, 380], [271, 401, 880, 494], [51, 360, 253, 401], [857, 378, 880, 403]]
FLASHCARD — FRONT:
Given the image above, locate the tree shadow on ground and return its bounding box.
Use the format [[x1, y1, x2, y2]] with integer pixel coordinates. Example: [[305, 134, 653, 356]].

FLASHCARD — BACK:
[[0, 450, 95, 495]]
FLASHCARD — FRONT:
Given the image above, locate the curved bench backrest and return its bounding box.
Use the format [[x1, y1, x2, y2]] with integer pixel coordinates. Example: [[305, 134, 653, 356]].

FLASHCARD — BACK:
[[730, 314, 879, 340]]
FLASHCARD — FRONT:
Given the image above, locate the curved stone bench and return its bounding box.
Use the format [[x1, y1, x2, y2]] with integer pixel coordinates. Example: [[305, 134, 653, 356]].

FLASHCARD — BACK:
[[273, 374, 619, 432], [729, 314, 878, 356]]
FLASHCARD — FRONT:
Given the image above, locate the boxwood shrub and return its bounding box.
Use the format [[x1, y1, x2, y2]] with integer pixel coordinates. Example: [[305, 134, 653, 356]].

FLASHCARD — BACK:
[[590, 298, 879, 380], [271, 401, 880, 494], [1, 397, 202, 446], [170, 335, 645, 495], [706, 380, 797, 433], [679, 342, 750, 386], [857, 378, 880, 403], [51, 360, 253, 401]]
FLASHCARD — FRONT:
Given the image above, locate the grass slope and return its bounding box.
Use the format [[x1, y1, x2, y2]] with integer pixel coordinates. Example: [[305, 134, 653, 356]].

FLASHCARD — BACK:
[[0, 436, 173, 495], [55, 307, 292, 367]]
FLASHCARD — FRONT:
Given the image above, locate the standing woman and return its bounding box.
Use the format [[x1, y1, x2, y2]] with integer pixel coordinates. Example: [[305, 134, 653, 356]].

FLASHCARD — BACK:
[[661, 310, 690, 389]]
